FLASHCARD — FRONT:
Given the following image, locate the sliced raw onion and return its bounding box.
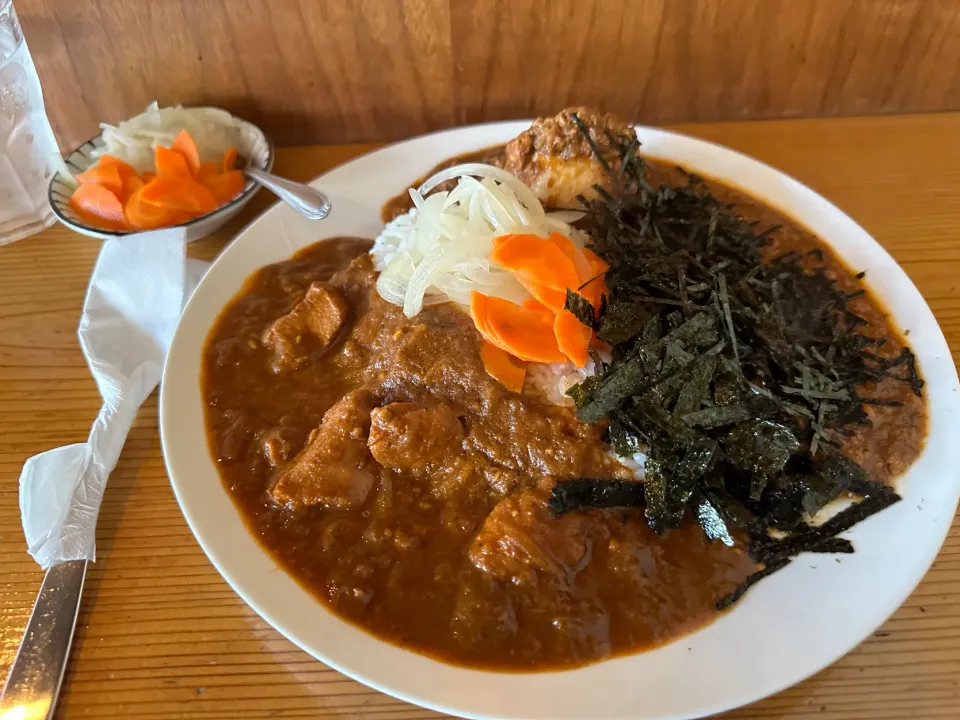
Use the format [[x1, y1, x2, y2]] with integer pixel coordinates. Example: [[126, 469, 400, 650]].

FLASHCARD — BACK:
[[96, 102, 244, 173], [371, 163, 579, 317], [419, 163, 543, 220]]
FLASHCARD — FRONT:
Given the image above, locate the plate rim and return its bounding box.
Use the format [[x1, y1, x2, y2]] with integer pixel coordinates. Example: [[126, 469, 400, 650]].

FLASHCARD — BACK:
[[160, 119, 960, 720]]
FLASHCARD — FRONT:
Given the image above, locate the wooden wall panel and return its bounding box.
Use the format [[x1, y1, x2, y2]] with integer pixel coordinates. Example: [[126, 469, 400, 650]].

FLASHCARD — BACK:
[[16, 0, 960, 150]]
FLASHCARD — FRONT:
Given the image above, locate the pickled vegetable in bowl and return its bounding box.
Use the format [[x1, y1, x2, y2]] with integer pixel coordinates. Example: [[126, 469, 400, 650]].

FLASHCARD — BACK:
[[69, 129, 244, 231], [50, 104, 271, 242]]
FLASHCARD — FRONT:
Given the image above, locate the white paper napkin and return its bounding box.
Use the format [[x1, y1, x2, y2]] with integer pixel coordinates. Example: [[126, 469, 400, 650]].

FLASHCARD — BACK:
[[18, 228, 209, 568]]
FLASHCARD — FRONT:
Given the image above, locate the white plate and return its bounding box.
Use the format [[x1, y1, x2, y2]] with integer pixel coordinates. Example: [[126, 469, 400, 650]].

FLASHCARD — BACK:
[[160, 122, 960, 720]]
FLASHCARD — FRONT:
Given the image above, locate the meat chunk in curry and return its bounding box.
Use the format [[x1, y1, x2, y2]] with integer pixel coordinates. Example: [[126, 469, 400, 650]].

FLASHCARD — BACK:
[[501, 106, 634, 206], [368, 402, 464, 472], [468, 486, 590, 585], [381, 107, 636, 223], [269, 389, 377, 509], [262, 281, 347, 372], [259, 426, 299, 467]]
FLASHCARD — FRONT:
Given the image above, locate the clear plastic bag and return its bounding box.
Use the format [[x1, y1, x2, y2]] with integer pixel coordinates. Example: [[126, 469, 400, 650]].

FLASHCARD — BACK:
[[0, 0, 62, 245]]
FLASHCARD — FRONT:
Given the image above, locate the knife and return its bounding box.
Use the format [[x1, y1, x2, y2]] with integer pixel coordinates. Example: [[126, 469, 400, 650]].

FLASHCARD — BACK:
[[0, 560, 88, 720]]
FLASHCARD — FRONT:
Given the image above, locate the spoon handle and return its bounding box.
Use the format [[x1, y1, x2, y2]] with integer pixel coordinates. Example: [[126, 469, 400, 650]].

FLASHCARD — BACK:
[[0, 560, 88, 719], [245, 167, 332, 220]]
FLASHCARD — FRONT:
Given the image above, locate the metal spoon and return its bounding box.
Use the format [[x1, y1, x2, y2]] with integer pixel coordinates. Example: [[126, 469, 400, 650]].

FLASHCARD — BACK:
[[244, 167, 331, 220]]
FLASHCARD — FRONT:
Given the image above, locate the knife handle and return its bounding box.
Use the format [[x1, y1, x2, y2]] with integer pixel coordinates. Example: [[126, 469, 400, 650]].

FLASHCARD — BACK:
[[0, 560, 88, 719]]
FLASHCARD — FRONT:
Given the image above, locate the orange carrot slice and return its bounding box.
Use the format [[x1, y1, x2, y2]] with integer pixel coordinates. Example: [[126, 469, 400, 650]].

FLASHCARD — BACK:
[[490, 234, 581, 311], [490, 233, 580, 292], [582, 246, 609, 274], [520, 278, 568, 313], [140, 176, 217, 214], [469, 292, 506, 351], [580, 246, 609, 311], [472, 291, 561, 362], [554, 308, 592, 367], [581, 279, 606, 312], [74, 164, 124, 195], [491, 233, 520, 247], [70, 183, 125, 224], [155, 145, 192, 177], [522, 297, 551, 313], [547, 232, 592, 279], [142, 171, 156, 182], [125, 187, 196, 230], [203, 170, 245, 205], [94, 154, 138, 181], [172, 129, 202, 176], [471, 292, 526, 357], [124, 187, 175, 230], [195, 162, 220, 184], [483, 294, 567, 364], [123, 174, 145, 196], [545, 233, 607, 312], [97, 155, 137, 194], [70, 207, 127, 231], [469, 289, 489, 321], [223, 146, 238, 173], [480, 341, 526, 392]]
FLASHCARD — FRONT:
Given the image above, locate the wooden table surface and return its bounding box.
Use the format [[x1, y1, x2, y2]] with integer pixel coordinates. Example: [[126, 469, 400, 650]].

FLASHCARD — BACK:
[[1, 114, 959, 720], [21, 0, 960, 149]]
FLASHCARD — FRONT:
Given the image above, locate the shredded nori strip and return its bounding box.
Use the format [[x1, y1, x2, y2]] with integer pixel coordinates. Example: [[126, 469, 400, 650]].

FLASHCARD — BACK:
[[716, 558, 792, 611], [549, 478, 645, 515], [563, 289, 598, 330], [749, 486, 900, 566], [548, 112, 922, 610], [694, 489, 735, 546]]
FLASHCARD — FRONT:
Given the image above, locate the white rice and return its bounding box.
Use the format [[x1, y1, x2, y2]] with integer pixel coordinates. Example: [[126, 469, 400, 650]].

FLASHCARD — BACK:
[[617, 451, 647, 477], [525, 358, 597, 407], [526, 354, 647, 480]]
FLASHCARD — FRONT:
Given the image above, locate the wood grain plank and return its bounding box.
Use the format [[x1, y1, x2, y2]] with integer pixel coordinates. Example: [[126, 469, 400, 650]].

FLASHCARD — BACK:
[[16, 0, 960, 148], [1, 116, 959, 719]]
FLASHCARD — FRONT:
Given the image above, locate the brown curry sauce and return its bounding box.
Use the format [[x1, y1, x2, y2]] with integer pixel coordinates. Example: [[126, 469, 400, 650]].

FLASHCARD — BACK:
[[202, 151, 925, 671]]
